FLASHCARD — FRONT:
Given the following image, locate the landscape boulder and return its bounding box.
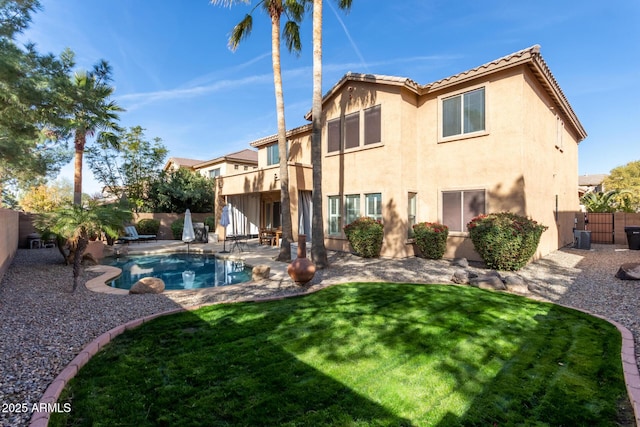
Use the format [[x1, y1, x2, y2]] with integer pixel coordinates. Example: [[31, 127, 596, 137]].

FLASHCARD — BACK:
[[469, 274, 506, 291], [452, 258, 469, 268], [451, 269, 470, 284], [252, 265, 271, 281], [615, 263, 640, 281], [504, 275, 529, 294], [130, 277, 165, 294]]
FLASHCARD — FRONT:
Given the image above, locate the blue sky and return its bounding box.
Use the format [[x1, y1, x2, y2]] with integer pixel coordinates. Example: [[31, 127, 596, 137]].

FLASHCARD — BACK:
[[20, 0, 640, 194]]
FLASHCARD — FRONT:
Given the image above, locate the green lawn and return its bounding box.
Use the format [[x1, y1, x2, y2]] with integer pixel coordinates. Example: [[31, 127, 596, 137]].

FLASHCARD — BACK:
[[52, 283, 632, 426]]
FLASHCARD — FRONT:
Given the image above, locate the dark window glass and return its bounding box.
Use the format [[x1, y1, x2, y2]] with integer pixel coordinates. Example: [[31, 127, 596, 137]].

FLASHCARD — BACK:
[[327, 119, 341, 153], [345, 112, 360, 149], [364, 105, 381, 145], [442, 190, 485, 232]]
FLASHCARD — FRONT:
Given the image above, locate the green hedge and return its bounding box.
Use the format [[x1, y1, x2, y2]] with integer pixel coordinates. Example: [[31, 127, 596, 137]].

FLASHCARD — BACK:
[[413, 222, 448, 259], [170, 218, 184, 240], [136, 219, 160, 235], [344, 217, 383, 258], [467, 212, 548, 271], [204, 216, 215, 230]]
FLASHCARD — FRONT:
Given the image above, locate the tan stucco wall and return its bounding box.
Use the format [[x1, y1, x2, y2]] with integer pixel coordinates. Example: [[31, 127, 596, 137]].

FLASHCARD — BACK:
[[215, 163, 313, 243], [0, 209, 19, 282], [320, 67, 581, 261], [197, 160, 258, 178]]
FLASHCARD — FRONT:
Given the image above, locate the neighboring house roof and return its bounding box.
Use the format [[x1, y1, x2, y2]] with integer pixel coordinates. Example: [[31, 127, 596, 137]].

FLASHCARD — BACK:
[[163, 157, 204, 171], [193, 149, 258, 169], [249, 123, 313, 148], [578, 174, 607, 187], [578, 174, 607, 196], [307, 45, 587, 142]]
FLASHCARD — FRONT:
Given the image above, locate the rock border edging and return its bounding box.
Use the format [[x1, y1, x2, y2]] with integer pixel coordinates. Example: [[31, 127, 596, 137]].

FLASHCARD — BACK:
[[29, 283, 640, 426]]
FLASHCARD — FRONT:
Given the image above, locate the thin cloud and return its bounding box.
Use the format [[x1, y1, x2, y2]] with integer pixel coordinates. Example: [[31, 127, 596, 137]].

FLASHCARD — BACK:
[[117, 73, 274, 111], [326, 1, 368, 72], [184, 51, 272, 88]]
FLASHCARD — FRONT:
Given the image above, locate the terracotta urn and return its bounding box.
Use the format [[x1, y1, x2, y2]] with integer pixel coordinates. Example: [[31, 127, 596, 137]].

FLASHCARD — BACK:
[[287, 235, 316, 285]]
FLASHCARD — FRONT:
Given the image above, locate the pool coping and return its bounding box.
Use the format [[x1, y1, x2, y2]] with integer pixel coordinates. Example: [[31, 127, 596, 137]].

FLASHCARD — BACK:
[[87, 246, 268, 295]]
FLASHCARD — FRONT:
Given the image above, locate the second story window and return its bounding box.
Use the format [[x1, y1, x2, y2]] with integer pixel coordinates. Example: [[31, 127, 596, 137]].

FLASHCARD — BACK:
[[442, 87, 485, 138], [344, 112, 359, 150], [327, 105, 382, 153], [267, 143, 279, 166], [327, 118, 341, 153], [364, 105, 381, 145], [209, 168, 221, 178]]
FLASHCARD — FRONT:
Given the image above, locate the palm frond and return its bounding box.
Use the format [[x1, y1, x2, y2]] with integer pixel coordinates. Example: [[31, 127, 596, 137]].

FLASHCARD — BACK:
[[228, 14, 253, 51], [283, 20, 302, 54]]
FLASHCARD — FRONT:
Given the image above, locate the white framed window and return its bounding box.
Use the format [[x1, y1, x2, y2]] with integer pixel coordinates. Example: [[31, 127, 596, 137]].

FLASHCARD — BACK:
[[408, 192, 417, 237], [209, 168, 221, 178], [442, 189, 485, 232], [267, 144, 279, 166], [365, 193, 382, 222], [345, 194, 360, 226], [328, 196, 341, 235], [442, 87, 485, 138]]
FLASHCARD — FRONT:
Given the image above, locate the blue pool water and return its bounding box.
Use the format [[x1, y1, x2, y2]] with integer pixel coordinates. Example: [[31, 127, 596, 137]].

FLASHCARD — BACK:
[[103, 253, 252, 291]]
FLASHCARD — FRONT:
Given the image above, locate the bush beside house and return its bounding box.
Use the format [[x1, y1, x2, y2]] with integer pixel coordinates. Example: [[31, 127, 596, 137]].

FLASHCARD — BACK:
[[413, 222, 448, 259], [467, 212, 548, 271], [344, 217, 384, 258]]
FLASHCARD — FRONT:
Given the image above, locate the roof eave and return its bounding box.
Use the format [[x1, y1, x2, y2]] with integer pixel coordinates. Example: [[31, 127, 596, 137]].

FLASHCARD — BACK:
[[304, 72, 421, 121]]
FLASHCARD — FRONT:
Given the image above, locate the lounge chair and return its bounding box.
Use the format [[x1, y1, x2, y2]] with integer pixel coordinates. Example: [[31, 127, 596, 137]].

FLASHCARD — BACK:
[[120, 225, 157, 244]]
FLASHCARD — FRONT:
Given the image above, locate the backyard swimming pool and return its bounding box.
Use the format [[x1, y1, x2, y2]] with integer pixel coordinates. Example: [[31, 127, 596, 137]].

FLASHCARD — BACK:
[[103, 253, 252, 291]]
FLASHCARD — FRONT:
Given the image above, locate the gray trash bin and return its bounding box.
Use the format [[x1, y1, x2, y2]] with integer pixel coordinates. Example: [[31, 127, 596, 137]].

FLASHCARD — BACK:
[[624, 226, 640, 250], [573, 229, 591, 250]]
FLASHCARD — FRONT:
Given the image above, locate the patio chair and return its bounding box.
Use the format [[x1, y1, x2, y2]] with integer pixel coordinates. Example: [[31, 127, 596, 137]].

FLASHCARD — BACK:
[[123, 225, 157, 243], [259, 228, 274, 245]]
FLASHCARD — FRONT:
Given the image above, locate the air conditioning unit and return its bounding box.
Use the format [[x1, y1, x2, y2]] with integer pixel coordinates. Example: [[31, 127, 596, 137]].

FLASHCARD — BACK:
[[573, 230, 591, 250]]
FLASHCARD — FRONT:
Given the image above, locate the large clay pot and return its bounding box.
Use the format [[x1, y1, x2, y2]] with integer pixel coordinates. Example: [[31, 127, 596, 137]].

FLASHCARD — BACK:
[[287, 235, 316, 285]]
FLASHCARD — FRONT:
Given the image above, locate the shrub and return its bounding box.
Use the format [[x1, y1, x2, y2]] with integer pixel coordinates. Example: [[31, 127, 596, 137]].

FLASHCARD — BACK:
[[170, 218, 184, 240], [204, 215, 215, 231], [344, 217, 384, 258], [136, 218, 160, 235], [413, 222, 449, 259], [467, 212, 548, 271]]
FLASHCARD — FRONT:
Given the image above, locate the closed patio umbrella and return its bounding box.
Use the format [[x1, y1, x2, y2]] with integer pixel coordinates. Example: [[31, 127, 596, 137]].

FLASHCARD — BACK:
[[182, 209, 195, 253], [220, 205, 230, 253]]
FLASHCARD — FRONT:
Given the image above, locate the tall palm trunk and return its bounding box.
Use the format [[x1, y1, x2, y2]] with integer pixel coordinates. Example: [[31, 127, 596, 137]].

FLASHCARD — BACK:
[[271, 6, 293, 262], [73, 129, 86, 206], [311, 0, 328, 268]]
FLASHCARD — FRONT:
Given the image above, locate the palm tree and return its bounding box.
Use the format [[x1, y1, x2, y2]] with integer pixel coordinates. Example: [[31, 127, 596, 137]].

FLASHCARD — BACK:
[[211, 0, 308, 262], [309, 0, 352, 268], [35, 202, 132, 291], [66, 60, 123, 205], [581, 189, 632, 213]]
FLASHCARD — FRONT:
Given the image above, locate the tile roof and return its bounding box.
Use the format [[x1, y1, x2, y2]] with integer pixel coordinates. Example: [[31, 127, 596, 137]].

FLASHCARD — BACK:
[[163, 157, 204, 171], [193, 149, 258, 168], [249, 123, 313, 148], [306, 45, 586, 142], [579, 174, 607, 186]]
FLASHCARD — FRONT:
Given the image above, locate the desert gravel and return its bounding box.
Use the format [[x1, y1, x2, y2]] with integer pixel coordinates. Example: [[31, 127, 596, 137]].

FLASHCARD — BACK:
[[1, 243, 639, 426]]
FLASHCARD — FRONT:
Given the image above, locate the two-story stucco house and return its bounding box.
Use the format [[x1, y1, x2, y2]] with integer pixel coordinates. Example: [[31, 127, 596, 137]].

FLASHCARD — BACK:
[[217, 45, 587, 261]]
